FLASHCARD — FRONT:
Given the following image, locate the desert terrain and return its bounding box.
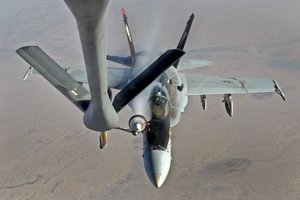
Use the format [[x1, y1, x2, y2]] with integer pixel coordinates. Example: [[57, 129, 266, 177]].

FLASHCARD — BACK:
[[1, 0, 300, 199]]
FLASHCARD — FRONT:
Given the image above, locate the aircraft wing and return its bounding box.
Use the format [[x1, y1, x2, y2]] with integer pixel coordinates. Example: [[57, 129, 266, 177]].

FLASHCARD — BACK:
[[16, 46, 91, 112], [185, 74, 286, 100], [22, 66, 131, 90], [177, 59, 212, 71], [66, 67, 131, 90]]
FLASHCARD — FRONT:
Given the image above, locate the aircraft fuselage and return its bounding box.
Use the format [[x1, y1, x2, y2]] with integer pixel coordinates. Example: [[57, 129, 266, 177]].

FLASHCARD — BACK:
[[128, 65, 188, 187]]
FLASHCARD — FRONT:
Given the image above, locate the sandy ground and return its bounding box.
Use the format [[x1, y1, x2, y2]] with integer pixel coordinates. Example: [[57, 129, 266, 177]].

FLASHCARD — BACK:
[[1, 0, 300, 199]]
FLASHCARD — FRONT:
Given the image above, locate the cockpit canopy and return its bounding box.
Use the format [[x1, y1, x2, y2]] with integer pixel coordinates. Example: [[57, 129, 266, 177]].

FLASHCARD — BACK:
[[146, 86, 171, 150], [149, 87, 170, 119]]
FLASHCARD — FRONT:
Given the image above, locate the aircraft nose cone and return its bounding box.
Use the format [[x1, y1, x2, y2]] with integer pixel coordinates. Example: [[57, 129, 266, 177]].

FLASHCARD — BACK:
[[154, 174, 165, 188], [143, 149, 171, 188]]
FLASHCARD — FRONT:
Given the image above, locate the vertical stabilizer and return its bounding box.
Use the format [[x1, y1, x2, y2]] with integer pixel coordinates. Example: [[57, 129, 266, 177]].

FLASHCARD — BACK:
[[173, 13, 194, 68], [122, 8, 136, 66]]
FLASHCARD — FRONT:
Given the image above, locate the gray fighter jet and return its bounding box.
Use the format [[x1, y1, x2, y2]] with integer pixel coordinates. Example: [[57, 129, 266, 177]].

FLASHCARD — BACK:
[[16, 0, 286, 188]]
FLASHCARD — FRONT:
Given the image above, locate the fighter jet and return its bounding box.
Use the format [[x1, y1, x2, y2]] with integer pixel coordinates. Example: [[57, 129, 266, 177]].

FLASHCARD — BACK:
[[16, 0, 286, 188]]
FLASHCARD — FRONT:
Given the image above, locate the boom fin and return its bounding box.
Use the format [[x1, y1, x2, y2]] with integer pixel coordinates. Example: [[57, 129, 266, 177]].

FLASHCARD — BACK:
[[16, 46, 91, 112], [113, 49, 185, 112]]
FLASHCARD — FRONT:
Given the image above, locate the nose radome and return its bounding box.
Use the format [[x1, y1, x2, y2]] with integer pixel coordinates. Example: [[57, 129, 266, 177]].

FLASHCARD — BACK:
[[144, 149, 171, 188], [154, 174, 165, 188]]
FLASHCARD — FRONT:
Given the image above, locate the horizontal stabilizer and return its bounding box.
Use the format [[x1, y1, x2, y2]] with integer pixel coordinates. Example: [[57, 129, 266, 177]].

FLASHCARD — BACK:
[[106, 55, 132, 67], [106, 67, 131, 89], [16, 46, 91, 111], [113, 49, 185, 112], [107, 51, 149, 67]]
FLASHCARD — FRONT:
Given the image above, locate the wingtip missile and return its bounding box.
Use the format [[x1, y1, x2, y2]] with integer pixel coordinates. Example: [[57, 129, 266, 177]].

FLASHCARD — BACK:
[[22, 66, 33, 80], [273, 80, 287, 101]]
